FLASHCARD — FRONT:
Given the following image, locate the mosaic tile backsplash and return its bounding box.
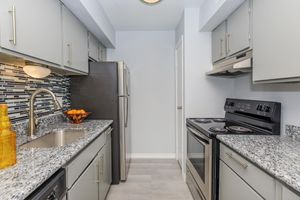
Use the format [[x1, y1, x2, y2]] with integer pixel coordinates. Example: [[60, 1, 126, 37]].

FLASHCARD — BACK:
[[0, 63, 71, 122]]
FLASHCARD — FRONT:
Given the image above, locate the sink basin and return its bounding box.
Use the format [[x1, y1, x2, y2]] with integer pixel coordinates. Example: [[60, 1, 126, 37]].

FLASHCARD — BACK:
[[21, 128, 86, 148]]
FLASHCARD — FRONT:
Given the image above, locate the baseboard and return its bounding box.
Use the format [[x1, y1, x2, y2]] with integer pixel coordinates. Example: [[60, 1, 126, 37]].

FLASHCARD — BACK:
[[130, 153, 176, 159]]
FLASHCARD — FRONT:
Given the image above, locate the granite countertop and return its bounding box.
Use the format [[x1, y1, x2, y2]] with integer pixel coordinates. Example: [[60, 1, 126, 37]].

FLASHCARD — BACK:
[[217, 135, 300, 194], [0, 120, 113, 200]]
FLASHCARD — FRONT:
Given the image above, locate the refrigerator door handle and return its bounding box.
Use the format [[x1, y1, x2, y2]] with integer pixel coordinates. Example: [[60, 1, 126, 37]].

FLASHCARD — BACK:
[[125, 96, 129, 128]]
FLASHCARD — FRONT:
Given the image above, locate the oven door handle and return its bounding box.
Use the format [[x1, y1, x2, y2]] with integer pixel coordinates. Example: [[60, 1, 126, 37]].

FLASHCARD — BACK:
[[187, 126, 210, 145]]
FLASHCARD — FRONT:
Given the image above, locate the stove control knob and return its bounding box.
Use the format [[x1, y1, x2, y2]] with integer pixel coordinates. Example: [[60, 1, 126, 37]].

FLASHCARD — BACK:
[[256, 104, 263, 111], [264, 106, 271, 112]]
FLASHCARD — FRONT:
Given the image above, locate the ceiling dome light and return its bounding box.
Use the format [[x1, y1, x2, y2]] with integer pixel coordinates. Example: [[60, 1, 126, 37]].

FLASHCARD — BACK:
[[141, 0, 162, 5], [23, 65, 51, 79]]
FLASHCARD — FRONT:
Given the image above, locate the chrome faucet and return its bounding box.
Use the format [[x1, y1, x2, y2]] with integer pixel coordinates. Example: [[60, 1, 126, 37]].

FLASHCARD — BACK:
[[28, 88, 62, 137]]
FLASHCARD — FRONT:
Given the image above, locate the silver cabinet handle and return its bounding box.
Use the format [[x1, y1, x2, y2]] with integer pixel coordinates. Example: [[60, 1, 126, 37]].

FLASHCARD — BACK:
[[177, 106, 183, 110], [67, 43, 72, 65], [225, 152, 248, 169], [8, 6, 16, 45], [226, 34, 230, 54], [100, 155, 104, 180], [95, 160, 100, 183]]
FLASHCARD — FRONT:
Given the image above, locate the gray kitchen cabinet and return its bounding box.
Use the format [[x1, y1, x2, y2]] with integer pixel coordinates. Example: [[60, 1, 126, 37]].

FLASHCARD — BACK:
[[212, 21, 227, 62], [99, 128, 112, 200], [220, 144, 276, 200], [104, 129, 112, 197], [98, 147, 106, 200], [66, 127, 113, 200], [219, 161, 263, 200], [226, 0, 251, 56], [0, 0, 62, 65], [88, 32, 100, 62], [252, 0, 300, 82], [67, 154, 99, 200], [62, 5, 88, 73], [281, 185, 300, 200], [98, 42, 107, 61]]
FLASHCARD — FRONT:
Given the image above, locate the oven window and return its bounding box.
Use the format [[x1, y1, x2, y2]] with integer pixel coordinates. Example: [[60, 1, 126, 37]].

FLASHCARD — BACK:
[[187, 131, 206, 182]]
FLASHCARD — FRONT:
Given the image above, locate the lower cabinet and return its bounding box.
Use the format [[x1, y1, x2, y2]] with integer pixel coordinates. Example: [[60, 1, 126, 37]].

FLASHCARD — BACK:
[[281, 186, 300, 200], [219, 161, 263, 200], [101, 129, 112, 200], [219, 143, 300, 200], [66, 127, 112, 200], [67, 153, 99, 200]]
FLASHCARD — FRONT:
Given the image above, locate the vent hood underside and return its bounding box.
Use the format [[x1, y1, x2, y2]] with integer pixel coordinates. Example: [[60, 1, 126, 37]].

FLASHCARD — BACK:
[[206, 50, 252, 77]]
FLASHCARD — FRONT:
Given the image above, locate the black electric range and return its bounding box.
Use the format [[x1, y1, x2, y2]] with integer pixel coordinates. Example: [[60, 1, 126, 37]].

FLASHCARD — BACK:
[[185, 98, 281, 200]]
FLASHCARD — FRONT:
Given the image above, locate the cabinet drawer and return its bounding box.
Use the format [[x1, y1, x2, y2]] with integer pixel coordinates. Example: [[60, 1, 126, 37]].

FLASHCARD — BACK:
[[220, 143, 276, 199], [219, 161, 263, 200], [66, 131, 106, 189], [67, 154, 98, 200]]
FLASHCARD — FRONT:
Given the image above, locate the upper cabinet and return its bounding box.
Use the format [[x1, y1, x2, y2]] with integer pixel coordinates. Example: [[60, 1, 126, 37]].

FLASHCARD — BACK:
[[62, 6, 88, 73], [252, 0, 300, 83], [212, 22, 227, 63], [98, 42, 107, 62], [226, 0, 251, 56], [88, 32, 100, 62], [211, 0, 252, 63], [0, 0, 62, 66], [88, 32, 107, 62]]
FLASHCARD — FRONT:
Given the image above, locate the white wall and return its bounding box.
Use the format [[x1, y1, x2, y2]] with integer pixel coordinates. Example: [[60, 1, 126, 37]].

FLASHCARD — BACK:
[[107, 31, 176, 158], [183, 8, 235, 118], [175, 14, 184, 43], [234, 75, 300, 134]]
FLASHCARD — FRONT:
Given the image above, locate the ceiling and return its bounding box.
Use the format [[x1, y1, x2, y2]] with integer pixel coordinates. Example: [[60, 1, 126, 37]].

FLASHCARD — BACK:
[[98, 0, 204, 31]]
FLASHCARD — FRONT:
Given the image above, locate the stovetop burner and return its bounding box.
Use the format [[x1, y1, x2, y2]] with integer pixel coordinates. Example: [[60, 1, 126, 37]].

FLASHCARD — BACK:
[[226, 126, 253, 134], [209, 127, 228, 133], [194, 119, 212, 123]]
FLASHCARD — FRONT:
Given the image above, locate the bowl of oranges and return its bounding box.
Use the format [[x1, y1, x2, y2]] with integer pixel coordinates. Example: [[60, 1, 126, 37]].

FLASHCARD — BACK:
[[65, 109, 91, 124]]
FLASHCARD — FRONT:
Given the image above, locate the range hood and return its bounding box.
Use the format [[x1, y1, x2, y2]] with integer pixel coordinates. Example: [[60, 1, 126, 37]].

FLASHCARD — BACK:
[[206, 50, 252, 76]]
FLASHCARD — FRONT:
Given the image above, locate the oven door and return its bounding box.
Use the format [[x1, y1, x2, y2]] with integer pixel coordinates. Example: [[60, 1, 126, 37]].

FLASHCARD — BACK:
[[187, 126, 212, 200]]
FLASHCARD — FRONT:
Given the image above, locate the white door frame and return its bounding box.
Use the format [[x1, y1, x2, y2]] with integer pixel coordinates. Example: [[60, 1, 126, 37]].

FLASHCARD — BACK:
[[175, 35, 185, 176]]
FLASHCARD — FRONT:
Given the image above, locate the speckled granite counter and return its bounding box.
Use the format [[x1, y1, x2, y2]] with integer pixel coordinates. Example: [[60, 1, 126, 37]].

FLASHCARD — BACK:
[[0, 120, 112, 200], [217, 135, 300, 194]]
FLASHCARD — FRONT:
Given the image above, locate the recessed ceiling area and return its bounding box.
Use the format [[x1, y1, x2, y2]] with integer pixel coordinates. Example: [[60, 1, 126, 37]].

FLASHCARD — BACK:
[[98, 0, 204, 31]]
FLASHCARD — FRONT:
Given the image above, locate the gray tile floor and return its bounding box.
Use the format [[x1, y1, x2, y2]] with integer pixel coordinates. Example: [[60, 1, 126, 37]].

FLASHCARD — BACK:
[[106, 159, 193, 200]]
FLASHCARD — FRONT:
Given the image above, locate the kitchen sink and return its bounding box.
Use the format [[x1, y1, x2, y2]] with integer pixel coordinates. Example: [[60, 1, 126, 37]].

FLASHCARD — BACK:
[[21, 128, 86, 148]]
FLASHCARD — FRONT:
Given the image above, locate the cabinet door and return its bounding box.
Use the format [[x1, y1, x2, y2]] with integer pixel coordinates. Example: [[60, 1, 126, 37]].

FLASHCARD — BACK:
[[98, 147, 106, 200], [219, 161, 264, 200], [62, 6, 88, 73], [88, 33, 99, 61], [227, 0, 251, 56], [252, 0, 300, 82], [67, 156, 99, 200], [98, 43, 107, 61], [105, 130, 112, 194], [212, 21, 226, 63], [0, 0, 62, 65], [282, 186, 300, 200]]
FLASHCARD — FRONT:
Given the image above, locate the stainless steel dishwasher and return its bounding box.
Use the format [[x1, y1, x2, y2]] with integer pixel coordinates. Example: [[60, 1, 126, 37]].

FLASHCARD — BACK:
[[25, 169, 66, 200]]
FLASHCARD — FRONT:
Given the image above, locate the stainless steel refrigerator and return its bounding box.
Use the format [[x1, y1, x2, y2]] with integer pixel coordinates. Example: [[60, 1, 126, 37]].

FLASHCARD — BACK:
[[70, 61, 131, 184]]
